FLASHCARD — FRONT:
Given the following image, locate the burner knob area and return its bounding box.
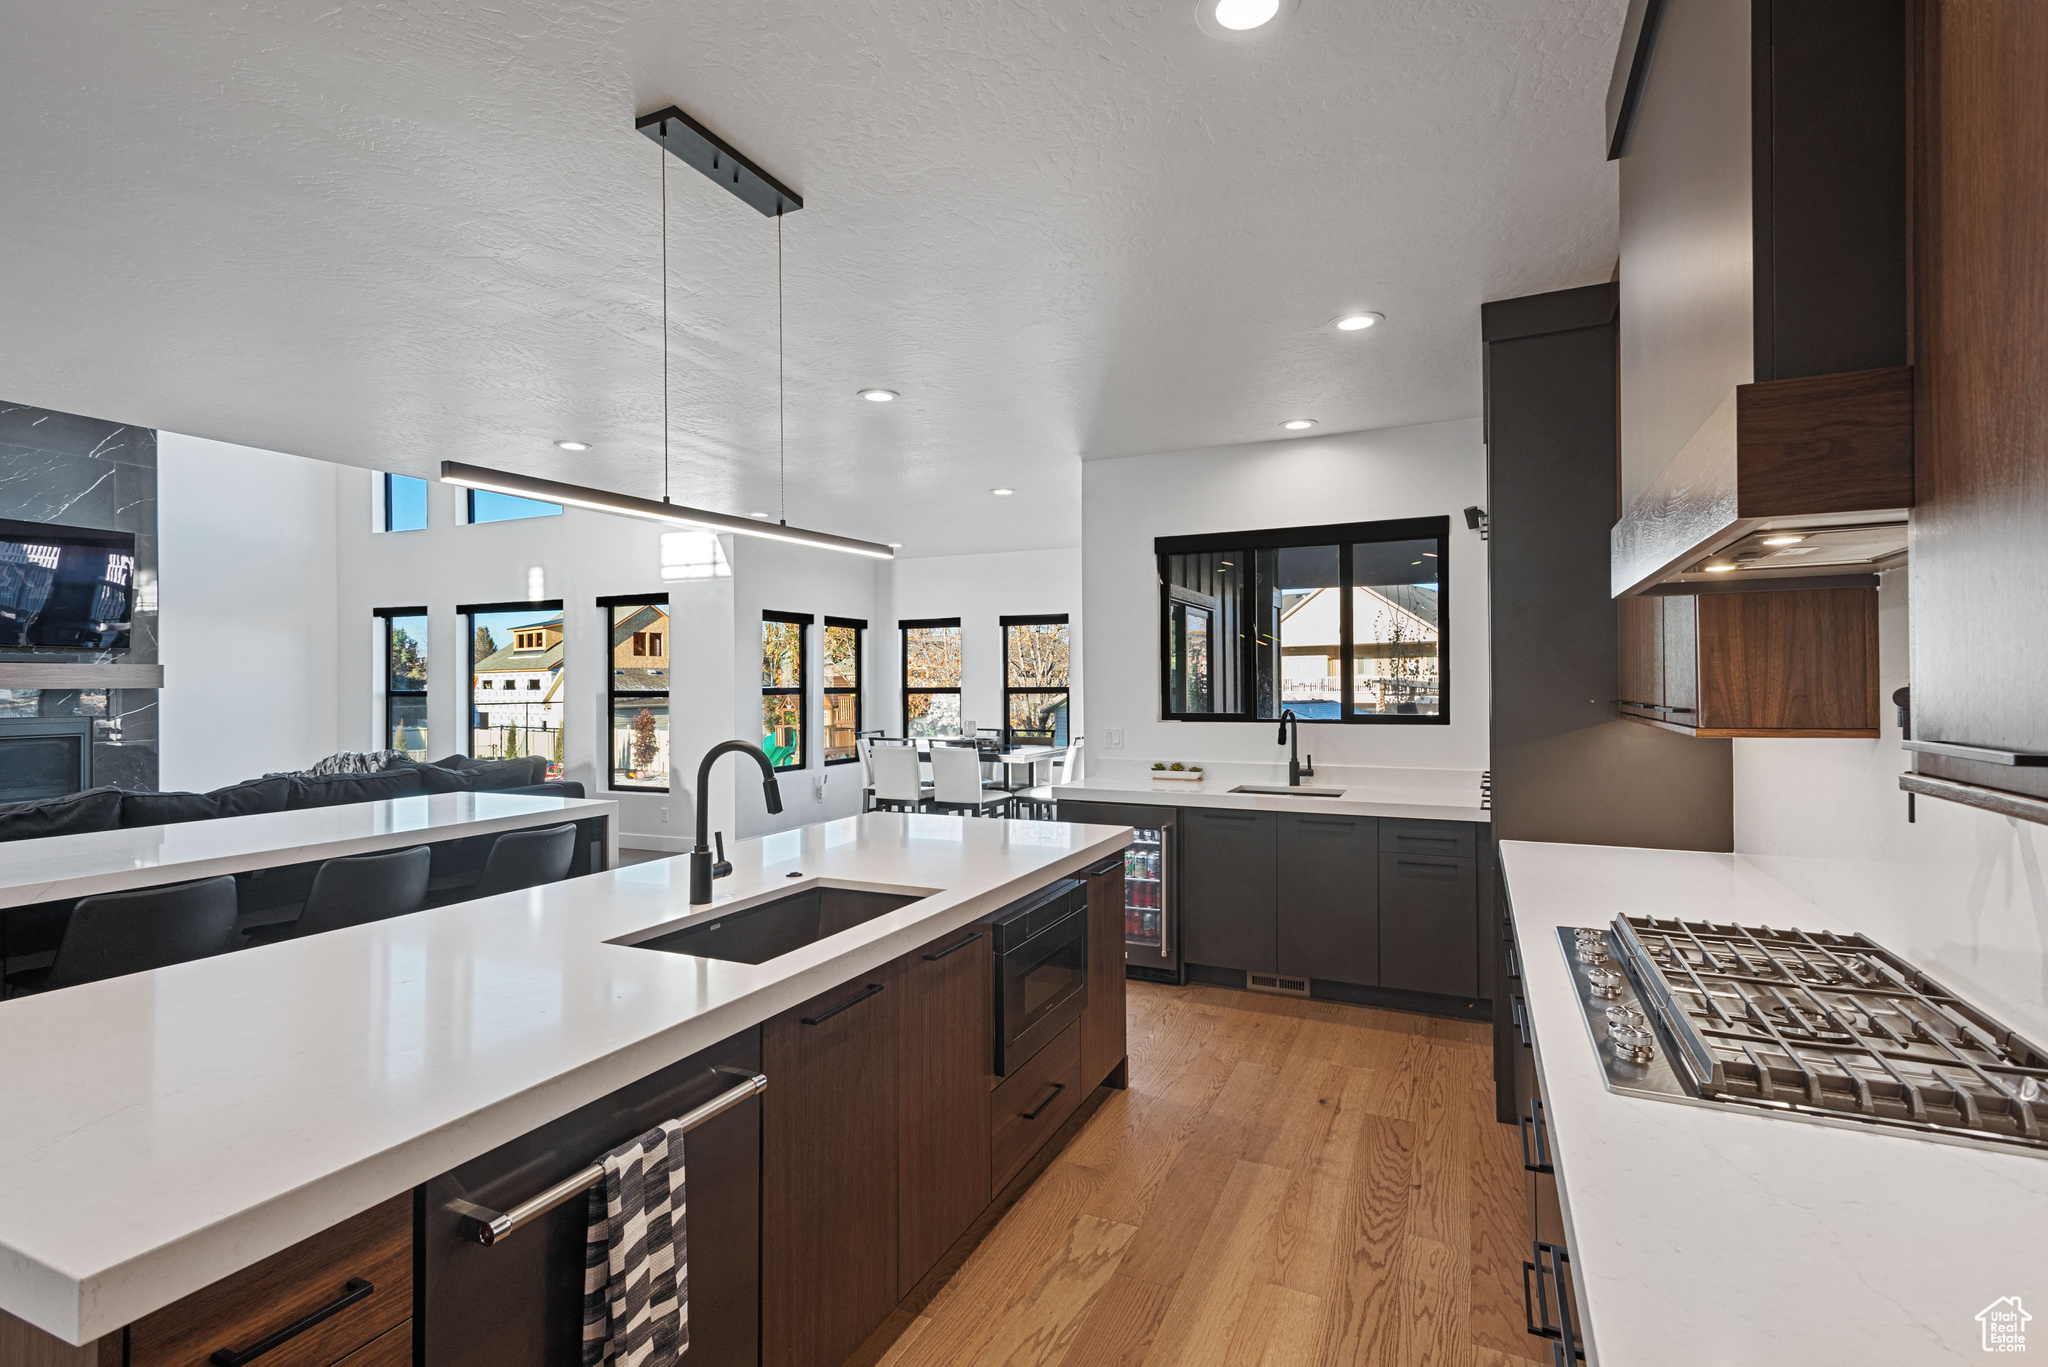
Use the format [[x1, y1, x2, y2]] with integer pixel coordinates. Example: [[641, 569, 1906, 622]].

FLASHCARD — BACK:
[[1585, 967, 1624, 999], [1577, 941, 1610, 965], [1609, 1018, 1656, 1063]]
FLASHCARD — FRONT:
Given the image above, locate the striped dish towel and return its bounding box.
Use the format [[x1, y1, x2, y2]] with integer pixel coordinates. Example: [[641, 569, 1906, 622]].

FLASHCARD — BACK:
[[582, 1118, 689, 1367]]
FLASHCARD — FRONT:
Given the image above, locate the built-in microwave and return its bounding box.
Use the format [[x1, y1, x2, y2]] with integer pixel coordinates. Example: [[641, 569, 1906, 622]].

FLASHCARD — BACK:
[[990, 878, 1089, 1076]]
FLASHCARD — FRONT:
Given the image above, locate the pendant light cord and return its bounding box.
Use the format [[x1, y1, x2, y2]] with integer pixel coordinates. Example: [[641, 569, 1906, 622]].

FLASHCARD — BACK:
[[661, 123, 671, 505], [777, 208, 786, 526]]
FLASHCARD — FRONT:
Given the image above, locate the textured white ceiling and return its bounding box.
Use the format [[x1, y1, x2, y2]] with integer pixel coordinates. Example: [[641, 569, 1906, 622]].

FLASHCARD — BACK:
[[0, 0, 1622, 556]]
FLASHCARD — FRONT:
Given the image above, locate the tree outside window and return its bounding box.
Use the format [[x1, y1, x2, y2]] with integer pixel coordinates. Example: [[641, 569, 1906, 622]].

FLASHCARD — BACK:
[[379, 608, 428, 758], [761, 612, 810, 770], [822, 618, 863, 764], [901, 618, 962, 737], [605, 597, 670, 790], [1002, 615, 1070, 744]]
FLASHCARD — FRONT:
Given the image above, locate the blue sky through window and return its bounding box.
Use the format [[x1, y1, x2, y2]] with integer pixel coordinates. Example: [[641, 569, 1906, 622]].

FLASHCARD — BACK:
[[384, 473, 428, 531], [469, 489, 563, 523]]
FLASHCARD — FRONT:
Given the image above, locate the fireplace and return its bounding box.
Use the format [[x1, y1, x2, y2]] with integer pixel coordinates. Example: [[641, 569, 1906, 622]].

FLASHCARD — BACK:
[[0, 717, 91, 803]]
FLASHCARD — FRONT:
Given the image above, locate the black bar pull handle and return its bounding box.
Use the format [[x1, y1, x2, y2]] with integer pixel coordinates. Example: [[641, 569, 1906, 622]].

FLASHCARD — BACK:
[[922, 930, 984, 961], [1086, 856, 1124, 875], [210, 1278, 373, 1366], [801, 982, 885, 1025], [1019, 1081, 1066, 1120], [1520, 1097, 1554, 1174]]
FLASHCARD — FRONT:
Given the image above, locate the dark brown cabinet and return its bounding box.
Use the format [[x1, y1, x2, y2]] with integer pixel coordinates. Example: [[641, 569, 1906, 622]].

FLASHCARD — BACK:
[[1902, 3, 2048, 824], [1078, 858, 1127, 1092], [895, 926, 993, 1299], [1180, 809, 1277, 972], [1617, 587, 1878, 737], [1276, 813, 1377, 986], [763, 967, 901, 1367]]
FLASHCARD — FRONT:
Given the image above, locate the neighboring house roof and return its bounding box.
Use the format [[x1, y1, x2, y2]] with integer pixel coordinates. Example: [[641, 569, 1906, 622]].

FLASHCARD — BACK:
[[613, 667, 668, 691], [475, 640, 564, 674]]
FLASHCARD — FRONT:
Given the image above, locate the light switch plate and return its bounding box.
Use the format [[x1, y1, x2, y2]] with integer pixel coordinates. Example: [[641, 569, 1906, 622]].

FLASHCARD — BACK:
[[1104, 728, 1124, 749]]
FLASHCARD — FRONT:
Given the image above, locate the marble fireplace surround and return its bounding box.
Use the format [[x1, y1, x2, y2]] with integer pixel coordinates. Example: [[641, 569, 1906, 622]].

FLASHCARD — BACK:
[[0, 401, 159, 791]]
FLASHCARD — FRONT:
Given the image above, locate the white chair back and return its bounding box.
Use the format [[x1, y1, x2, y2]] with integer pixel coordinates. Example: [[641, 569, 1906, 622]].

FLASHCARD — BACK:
[[930, 744, 986, 806], [857, 736, 877, 789], [872, 744, 925, 805], [1056, 736, 1085, 785]]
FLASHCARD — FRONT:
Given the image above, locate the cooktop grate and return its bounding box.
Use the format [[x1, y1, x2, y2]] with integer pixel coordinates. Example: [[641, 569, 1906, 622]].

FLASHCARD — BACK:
[[1608, 915, 2047, 1151]]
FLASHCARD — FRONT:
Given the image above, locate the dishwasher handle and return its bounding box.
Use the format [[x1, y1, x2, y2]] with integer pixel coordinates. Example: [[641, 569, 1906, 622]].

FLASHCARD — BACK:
[[450, 1067, 767, 1246]]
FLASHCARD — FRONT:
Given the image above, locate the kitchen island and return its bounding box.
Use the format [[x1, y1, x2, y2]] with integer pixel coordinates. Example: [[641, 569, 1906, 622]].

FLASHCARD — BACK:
[[1501, 840, 2048, 1365], [0, 812, 1132, 1354]]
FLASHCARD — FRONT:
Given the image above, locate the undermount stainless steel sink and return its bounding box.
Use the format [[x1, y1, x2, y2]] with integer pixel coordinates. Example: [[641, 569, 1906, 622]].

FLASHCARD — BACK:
[[625, 886, 922, 964], [1228, 784, 1348, 798]]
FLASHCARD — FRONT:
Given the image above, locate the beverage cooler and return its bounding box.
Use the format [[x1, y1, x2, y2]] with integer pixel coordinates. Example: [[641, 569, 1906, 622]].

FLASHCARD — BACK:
[[1054, 799, 1179, 982]]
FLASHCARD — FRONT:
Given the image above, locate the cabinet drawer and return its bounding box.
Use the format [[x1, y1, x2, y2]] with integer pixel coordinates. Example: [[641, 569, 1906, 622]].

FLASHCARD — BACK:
[[1379, 820, 1475, 859], [335, 1321, 412, 1367], [1379, 855, 1479, 999], [989, 1018, 1083, 1192], [130, 1193, 411, 1367]]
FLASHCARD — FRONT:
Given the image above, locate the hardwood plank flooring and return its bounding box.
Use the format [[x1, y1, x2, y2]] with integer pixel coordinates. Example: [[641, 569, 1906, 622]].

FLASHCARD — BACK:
[[880, 982, 1546, 1367]]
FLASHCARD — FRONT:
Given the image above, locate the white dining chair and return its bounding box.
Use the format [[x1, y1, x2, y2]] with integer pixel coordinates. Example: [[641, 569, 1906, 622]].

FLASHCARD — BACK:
[[1020, 736, 1083, 819], [930, 743, 1012, 817], [856, 736, 879, 812], [871, 743, 932, 812]]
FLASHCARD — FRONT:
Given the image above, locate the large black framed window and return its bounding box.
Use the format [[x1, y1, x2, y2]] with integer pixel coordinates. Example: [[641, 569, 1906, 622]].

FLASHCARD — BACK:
[[459, 598, 567, 773], [1001, 614, 1070, 745], [376, 606, 428, 758], [600, 593, 670, 791], [762, 611, 810, 771], [822, 617, 864, 765], [901, 617, 962, 737], [1156, 516, 1449, 725]]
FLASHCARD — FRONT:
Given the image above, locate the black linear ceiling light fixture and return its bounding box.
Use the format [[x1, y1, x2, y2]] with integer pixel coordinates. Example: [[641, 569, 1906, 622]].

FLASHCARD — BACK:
[[440, 104, 892, 559]]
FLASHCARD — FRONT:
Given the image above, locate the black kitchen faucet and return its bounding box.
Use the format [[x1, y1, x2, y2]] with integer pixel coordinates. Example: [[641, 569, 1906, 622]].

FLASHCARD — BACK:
[[1277, 709, 1314, 787]]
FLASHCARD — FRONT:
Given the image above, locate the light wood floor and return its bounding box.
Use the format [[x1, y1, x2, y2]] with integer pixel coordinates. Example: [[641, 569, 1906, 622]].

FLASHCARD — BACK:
[[878, 980, 1541, 1367]]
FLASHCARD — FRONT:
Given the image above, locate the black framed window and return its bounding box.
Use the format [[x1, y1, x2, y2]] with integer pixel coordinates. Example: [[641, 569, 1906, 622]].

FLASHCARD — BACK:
[[1156, 516, 1449, 725], [459, 598, 567, 773], [600, 593, 670, 791], [376, 606, 428, 758], [822, 617, 864, 765], [1002, 614, 1070, 745], [901, 617, 962, 737], [383, 475, 428, 532], [762, 611, 811, 771]]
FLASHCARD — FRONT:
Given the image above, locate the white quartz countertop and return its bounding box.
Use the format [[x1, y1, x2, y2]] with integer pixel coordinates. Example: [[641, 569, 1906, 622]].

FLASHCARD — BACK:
[[0, 791, 621, 910], [1501, 840, 2048, 1366], [1054, 760, 1489, 823], [0, 813, 1132, 1345]]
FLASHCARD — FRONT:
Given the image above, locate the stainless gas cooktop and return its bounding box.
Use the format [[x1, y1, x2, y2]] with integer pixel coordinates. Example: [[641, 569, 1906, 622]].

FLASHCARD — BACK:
[[1560, 916, 2047, 1155]]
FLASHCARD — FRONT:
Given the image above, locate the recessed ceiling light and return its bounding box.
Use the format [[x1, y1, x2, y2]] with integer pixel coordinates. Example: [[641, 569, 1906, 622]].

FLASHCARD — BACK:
[[1703, 564, 1737, 573], [858, 389, 898, 402], [554, 440, 589, 451], [991, 488, 1015, 496], [1334, 313, 1384, 332], [1760, 535, 1806, 546], [750, 511, 771, 519], [1281, 419, 1317, 431], [1213, 0, 1280, 29]]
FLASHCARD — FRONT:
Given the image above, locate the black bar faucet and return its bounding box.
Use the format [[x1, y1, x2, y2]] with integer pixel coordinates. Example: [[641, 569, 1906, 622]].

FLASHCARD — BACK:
[[691, 740, 785, 904], [1277, 709, 1314, 787]]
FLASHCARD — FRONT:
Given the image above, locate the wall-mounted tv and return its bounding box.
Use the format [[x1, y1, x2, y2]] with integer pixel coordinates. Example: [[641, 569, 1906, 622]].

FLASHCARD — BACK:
[[0, 518, 136, 651]]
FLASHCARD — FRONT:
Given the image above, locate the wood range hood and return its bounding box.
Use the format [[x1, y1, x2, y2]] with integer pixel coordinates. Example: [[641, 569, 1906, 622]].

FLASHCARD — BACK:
[[1610, 364, 1913, 597], [1608, 0, 1913, 599]]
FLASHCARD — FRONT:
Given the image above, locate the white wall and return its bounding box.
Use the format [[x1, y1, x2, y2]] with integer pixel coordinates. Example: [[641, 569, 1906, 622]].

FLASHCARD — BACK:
[[330, 468, 743, 851], [728, 536, 886, 838], [1081, 418, 1489, 772], [877, 547, 1083, 741], [1733, 571, 2048, 1041], [157, 433, 340, 791]]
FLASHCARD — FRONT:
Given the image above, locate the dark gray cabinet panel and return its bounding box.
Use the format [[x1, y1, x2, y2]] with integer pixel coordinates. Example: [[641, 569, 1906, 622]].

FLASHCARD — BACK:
[[1379, 819, 1476, 859], [1380, 855, 1478, 998], [1276, 813, 1377, 985], [1180, 809, 1276, 972]]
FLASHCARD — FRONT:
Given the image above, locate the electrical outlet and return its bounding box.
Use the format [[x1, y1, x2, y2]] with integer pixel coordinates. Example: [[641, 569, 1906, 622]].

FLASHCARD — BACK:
[[813, 774, 826, 803], [1104, 728, 1124, 750], [660, 806, 670, 823]]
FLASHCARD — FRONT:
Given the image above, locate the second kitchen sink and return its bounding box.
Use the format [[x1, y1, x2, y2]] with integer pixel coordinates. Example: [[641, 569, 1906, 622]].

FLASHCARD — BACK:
[[626, 886, 924, 964], [1228, 784, 1348, 798]]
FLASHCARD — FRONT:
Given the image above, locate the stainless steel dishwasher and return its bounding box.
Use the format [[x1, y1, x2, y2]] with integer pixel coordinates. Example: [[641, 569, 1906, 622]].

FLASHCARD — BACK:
[[420, 1028, 764, 1366]]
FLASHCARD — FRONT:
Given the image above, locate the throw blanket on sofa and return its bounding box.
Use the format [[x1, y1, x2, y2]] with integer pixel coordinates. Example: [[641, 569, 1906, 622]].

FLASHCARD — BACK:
[[266, 750, 405, 780]]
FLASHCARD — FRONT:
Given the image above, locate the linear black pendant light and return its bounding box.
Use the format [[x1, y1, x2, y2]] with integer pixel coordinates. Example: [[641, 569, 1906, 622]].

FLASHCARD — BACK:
[[442, 105, 893, 559]]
